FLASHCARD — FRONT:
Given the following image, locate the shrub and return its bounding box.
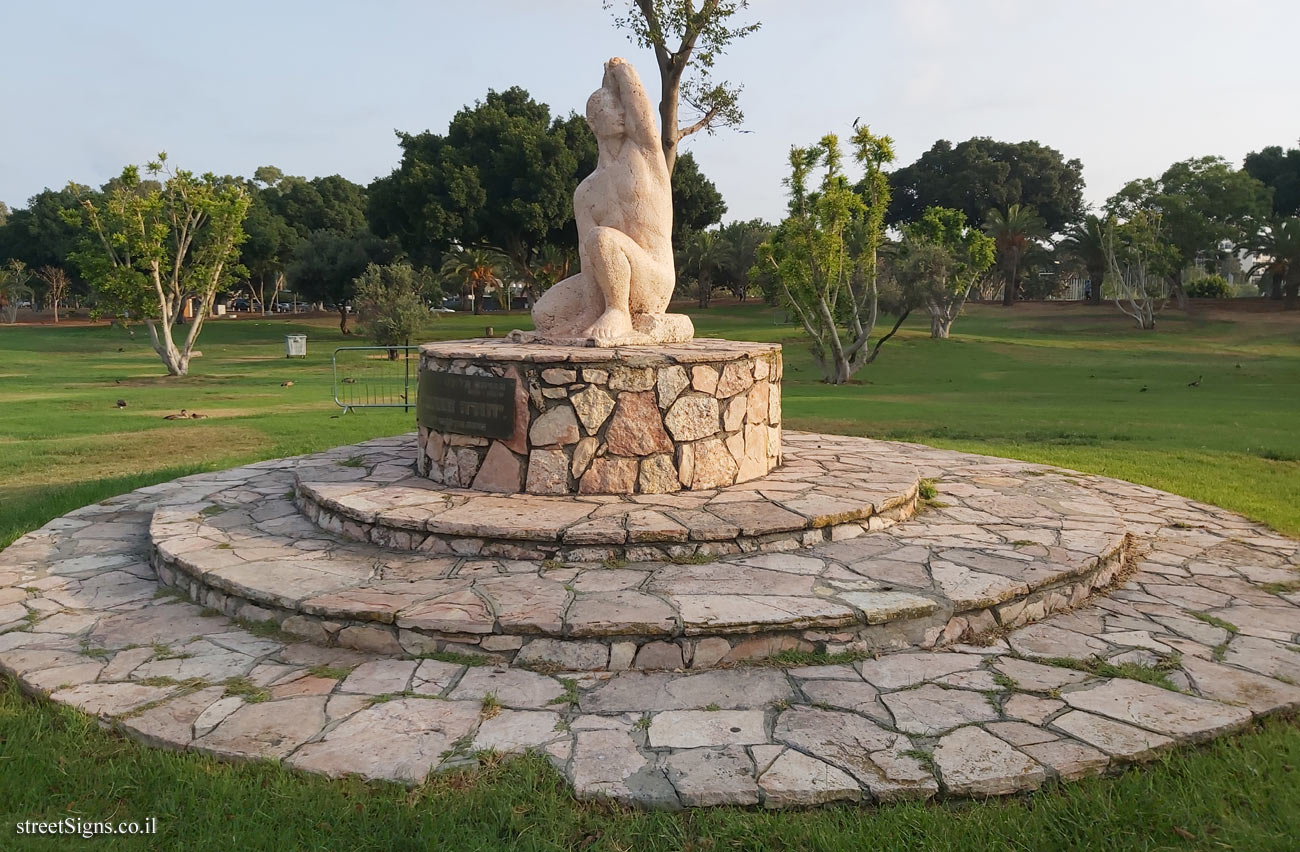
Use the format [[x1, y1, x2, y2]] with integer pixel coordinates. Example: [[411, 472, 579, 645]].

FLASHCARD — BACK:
[[1185, 274, 1231, 298]]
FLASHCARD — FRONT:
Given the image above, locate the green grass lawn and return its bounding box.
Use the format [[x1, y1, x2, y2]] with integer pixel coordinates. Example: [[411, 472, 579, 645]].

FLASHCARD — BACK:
[[1, 302, 1298, 849]]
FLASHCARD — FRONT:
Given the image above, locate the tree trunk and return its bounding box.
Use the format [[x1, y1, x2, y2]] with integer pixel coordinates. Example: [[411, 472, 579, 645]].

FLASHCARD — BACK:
[[929, 309, 951, 339], [697, 271, 712, 308], [658, 73, 680, 175], [1088, 264, 1104, 304], [338, 307, 350, 334], [1270, 273, 1283, 301], [1171, 269, 1188, 311], [1285, 275, 1299, 310]]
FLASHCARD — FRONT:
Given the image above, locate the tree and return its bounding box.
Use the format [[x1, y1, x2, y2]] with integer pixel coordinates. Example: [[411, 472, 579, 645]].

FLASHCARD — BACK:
[[0, 260, 33, 323], [756, 127, 904, 384], [287, 228, 396, 333], [1101, 212, 1175, 330], [895, 207, 995, 338], [266, 174, 369, 238], [370, 88, 595, 304], [240, 189, 298, 315], [1058, 214, 1108, 304], [0, 187, 94, 308], [0, 201, 8, 227], [32, 266, 70, 322], [523, 243, 576, 298], [1244, 145, 1300, 217], [714, 218, 770, 300], [671, 151, 726, 242], [1107, 156, 1271, 306], [439, 246, 507, 315], [1245, 217, 1300, 310], [983, 204, 1048, 305], [354, 262, 436, 357], [68, 154, 249, 376], [606, 0, 759, 174], [1244, 145, 1300, 300], [887, 138, 1085, 234], [676, 228, 723, 307]]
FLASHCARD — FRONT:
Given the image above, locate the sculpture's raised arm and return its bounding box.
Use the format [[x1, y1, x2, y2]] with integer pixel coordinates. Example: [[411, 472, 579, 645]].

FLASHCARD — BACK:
[[604, 57, 662, 158]]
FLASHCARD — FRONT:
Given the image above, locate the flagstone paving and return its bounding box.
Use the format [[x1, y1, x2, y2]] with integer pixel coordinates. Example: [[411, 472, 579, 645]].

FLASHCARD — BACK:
[[0, 434, 1297, 809], [144, 433, 1133, 668]]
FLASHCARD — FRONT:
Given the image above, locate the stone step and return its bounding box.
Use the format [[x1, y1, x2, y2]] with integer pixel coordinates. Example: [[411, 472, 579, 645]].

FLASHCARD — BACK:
[[295, 431, 921, 561], [147, 435, 1137, 671]]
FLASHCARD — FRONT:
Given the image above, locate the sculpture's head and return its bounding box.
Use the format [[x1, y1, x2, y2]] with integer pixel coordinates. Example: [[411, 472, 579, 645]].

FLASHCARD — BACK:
[[587, 61, 627, 143]]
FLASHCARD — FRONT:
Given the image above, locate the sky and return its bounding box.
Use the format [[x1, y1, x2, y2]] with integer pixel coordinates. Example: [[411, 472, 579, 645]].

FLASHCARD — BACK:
[[3, 0, 1298, 224]]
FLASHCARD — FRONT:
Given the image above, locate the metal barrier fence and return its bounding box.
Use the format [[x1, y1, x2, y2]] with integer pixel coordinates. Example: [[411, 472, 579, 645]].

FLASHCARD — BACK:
[[331, 345, 418, 413]]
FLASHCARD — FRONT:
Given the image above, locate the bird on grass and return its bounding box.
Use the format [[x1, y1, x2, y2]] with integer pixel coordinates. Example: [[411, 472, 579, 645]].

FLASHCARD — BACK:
[[1187, 375, 1202, 388], [1139, 385, 1149, 393], [189, 411, 208, 419], [115, 399, 127, 409], [163, 409, 189, 420], [281, 380, 294, 387], [341, 377, 357, 384]]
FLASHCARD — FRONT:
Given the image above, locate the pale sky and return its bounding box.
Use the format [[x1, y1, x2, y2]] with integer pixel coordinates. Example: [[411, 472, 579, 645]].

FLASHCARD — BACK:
[[3, 0, 1298, 223]]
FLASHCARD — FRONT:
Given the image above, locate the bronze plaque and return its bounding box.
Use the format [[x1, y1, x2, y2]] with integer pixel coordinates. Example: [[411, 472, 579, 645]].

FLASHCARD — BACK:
[[418, 371, 516, 438]]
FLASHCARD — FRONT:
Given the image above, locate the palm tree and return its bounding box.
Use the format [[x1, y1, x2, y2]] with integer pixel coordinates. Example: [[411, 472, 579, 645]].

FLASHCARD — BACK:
[[1246, 217, 1300, 310], [714, 219, 772, 301], [983, 204, 1048, 306], [676, 229, 724, 308], [1058, 214, 1108, 304], [439, 246, 507, 315]]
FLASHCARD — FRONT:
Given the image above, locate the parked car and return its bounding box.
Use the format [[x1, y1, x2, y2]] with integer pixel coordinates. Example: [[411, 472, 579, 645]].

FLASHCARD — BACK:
[[430, 305, 456, 314]]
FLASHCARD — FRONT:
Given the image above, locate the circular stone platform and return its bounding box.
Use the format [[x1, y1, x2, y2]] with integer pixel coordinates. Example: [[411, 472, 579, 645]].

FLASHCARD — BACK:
[[145, 432, 1134, 672], [3, 434, 1298, 810], [299, 432, 920, 562], [416, 338, 782, 495]]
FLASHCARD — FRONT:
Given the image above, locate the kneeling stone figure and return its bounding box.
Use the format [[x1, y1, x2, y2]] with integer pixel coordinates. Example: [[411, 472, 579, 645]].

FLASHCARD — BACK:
[[516, 57, 694, 347]]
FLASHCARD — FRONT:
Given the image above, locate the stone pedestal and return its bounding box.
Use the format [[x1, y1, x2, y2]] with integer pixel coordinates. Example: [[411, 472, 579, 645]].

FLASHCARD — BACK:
[[416, 339, 782, 495]]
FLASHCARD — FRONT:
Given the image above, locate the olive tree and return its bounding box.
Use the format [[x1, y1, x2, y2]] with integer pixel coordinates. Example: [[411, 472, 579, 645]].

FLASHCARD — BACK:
[[70, 154, 249, 376], [354, 262, 436, 358], [756, 127, 903, 384]]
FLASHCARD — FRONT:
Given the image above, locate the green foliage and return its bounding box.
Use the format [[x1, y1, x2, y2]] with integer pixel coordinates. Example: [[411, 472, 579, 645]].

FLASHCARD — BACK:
[[671, 151, 727, 241], [1244, 144, 1300, 217], [368, 87, 594, 295], [66, 153, 250, 376], [438, 246, 508, 314], [714, 218, 772, 300], [888, 138, 1085, 233], [982, 204, 1048, 304], [893, 206, 995, 336], [354, 262, 436, 349], [264, 174, 369, 239], [1058, 213, 1109, 303], [286, 228, 397, 329], [757, 126, 903, 383], [0, 260, 34, 323], [1107, 156, 1272, 292], [1244, 216, 1300, 305], [605, 0, 759, 170], [1184, 274, 1231, 298], [1101, 211, 1178, 329]]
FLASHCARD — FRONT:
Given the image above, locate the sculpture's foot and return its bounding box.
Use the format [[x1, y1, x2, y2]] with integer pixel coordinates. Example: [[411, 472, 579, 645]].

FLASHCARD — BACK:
[[583, 309, 635, 344]]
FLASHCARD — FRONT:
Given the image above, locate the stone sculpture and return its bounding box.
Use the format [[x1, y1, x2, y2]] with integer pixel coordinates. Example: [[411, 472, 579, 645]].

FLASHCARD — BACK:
[[521, 58, 694, 347]]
